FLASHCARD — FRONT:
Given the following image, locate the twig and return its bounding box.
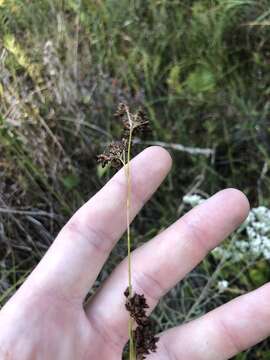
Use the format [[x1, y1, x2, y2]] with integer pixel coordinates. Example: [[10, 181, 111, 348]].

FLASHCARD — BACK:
[[177, 174, 205, 216], [184, 235, 236, 322], [257, 161, 268, 203], [0, 208, 56, 218], [135, 140, 215, 157]]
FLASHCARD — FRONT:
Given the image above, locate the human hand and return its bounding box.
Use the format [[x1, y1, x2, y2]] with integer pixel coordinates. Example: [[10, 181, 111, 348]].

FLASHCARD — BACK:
[[0, 147, 268, 360]]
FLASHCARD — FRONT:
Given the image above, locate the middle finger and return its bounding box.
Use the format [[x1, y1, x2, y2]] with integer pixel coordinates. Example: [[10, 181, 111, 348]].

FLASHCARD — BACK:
[[86, 189, 249, 348]]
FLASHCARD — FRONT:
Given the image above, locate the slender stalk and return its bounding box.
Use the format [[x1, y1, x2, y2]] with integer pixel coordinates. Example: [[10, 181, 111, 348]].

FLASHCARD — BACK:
[[126, 129, 133, 301], [125, 108, 136, 360], [98, 103, 151, 359]]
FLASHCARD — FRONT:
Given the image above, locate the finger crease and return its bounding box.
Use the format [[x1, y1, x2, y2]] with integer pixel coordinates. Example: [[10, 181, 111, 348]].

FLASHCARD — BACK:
[[181, 216, 211, 256], [218, 317, 243, 354], [133, 270, 165, 304], [88, 311, 125, 351], [64, 220, 113, 255]]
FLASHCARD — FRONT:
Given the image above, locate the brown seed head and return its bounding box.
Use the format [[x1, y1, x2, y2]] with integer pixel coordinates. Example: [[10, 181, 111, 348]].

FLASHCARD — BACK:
[[124, 287, 159, 359], [97, 139, 127, 168], [114, 102, 149, 135]]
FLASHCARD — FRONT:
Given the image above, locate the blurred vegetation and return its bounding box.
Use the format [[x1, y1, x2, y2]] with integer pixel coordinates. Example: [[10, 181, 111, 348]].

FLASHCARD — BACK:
[[0, 0, 270, 358]]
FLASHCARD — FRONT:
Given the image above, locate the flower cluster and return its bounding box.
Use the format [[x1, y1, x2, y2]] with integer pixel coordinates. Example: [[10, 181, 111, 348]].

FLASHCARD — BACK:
[[97, 103, 149, 169], [97, 139, 127, 168], [114, 102, 149, 136], [242, 206, 270, 259], [183, 194, 206, 207], [217, 280, 229, 292], [183, 193, 270, 261], [124, 288, 159, 360]]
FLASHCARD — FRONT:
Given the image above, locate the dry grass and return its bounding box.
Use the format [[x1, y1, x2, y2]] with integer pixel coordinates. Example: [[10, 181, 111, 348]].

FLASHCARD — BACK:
[[1, 1, 270, 358]]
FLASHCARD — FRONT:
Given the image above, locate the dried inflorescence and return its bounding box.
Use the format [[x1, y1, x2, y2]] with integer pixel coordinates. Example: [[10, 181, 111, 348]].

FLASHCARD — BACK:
[[114, 102, 150, 136], [134, 325, 159, 360], [98, 104, 158, 359], [97, 139, 127, 168], [124, 288, 159, 360], [97, 102, 149, 169], [124, 288, 149, 325]]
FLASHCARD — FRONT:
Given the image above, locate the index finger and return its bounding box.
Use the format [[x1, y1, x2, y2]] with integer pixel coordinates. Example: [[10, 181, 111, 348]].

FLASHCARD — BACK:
[[21, 147, 172, 301]]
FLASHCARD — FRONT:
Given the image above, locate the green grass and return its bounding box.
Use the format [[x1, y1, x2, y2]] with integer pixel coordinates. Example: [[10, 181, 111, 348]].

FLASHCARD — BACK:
[[1, 0, 270, 358]]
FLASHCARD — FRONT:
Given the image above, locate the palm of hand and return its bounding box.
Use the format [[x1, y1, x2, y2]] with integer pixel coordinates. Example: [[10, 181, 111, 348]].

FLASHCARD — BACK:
[[0, 147, 269, 360], [0, 291, 119, 359]]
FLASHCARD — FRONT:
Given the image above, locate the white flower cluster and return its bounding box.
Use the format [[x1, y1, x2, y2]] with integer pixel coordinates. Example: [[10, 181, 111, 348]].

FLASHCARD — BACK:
[[183, 194, 270, 292], [242, 206, 270, 259], [183, 193, 270, 261], [183, 194, 205, 207], [217, 280, 229, 292]]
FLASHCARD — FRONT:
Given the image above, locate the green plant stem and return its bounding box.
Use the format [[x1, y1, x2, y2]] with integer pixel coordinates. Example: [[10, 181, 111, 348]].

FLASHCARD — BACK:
[[126, 130, 133, 308], [125, 114, 136, 360]]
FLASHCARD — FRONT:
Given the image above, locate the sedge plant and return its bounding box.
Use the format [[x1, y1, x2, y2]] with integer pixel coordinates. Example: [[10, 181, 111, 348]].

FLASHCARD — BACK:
[[97, 103, 159, 360]]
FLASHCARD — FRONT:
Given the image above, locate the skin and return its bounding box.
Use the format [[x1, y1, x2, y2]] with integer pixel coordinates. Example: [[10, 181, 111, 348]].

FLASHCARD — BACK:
[[0, 146, 269, 360]]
